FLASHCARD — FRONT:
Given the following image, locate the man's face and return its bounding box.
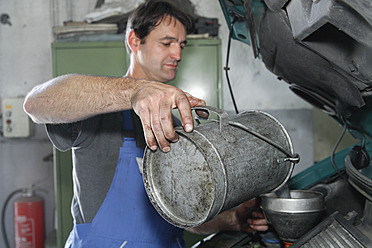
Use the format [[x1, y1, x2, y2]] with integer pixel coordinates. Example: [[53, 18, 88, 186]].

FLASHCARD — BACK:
[[133, 16, 187, 82]]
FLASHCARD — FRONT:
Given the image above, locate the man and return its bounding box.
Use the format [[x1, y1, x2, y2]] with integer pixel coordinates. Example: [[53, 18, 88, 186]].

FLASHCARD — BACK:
[[24, 1, 267, 247]]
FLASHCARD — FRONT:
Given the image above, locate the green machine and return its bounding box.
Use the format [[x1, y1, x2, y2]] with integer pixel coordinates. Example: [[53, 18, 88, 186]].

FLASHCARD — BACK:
[[218, 0, 372, 189], [206, 0, 372, 247]]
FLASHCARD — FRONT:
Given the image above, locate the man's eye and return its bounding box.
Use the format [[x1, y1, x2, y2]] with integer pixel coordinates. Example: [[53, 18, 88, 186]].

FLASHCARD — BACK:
[[162, 43, 171, 47]]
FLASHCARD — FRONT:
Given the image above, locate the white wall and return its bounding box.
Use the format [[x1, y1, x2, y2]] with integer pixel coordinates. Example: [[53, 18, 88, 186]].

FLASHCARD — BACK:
[[0, 1, 56, 247], [0, 0, 314, 247]]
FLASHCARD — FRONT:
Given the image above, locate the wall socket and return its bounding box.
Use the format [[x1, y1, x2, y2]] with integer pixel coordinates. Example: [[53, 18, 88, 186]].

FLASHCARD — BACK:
[[1, 98, 34, 138]]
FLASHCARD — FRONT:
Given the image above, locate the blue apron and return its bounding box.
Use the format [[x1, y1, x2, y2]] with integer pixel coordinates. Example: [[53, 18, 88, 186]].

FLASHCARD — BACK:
[[65, 111, 185, 248]]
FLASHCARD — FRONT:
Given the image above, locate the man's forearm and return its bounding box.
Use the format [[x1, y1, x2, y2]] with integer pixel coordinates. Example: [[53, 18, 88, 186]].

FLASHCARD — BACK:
[[23, 74, 137, 124], [24, 73, 206, 151], [186, 209, 235, 235]]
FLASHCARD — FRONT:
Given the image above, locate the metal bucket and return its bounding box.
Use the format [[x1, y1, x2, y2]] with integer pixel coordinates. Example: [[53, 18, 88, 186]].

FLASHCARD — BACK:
[[143, 106, 297, 228]]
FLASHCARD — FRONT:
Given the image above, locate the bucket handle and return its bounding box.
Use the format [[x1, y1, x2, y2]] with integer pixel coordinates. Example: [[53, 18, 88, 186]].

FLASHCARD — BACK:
[[192, 106, 236, 142], [229, 120, 300, 164], [193, 106, 299, 164]]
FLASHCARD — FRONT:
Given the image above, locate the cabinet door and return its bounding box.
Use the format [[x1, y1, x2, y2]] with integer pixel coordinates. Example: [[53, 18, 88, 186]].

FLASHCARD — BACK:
[[52, 41, 128, 77], [52, 39, 128, 248]]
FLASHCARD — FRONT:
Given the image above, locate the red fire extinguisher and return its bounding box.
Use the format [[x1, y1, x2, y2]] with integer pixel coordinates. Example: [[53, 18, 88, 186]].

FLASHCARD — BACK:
[[13, 188, 45, 248]]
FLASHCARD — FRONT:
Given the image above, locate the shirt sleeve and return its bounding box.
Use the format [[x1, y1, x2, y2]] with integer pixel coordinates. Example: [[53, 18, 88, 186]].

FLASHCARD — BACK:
[[46, 116, 100, 152]]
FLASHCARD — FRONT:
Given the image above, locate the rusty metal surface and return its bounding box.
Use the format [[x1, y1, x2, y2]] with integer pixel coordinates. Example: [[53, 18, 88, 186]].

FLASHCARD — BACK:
[[143, 109, 295, 228]]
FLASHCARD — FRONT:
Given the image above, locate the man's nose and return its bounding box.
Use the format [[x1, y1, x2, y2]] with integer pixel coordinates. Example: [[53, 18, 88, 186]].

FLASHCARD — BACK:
[[170, 45, 182, 61]]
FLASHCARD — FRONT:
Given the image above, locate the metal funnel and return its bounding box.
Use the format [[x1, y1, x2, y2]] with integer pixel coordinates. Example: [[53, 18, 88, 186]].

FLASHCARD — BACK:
[[261, 190, 325, 242]]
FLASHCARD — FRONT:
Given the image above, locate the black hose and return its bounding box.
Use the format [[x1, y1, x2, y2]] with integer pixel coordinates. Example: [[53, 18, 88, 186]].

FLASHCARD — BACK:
[[1, 189, 23, 248], [224, 18, 239, 115], [330, 121, 347, 177]]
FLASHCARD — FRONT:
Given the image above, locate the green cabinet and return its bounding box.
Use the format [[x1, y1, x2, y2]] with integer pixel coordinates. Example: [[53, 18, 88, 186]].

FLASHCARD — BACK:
[[51, 35, 221, 248], [52, 40, 129, 77]]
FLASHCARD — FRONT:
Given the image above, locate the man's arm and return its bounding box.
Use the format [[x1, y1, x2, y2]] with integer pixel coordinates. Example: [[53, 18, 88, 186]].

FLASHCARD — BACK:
[[187, 198, 268, 235], [23, 74, 205, 151]]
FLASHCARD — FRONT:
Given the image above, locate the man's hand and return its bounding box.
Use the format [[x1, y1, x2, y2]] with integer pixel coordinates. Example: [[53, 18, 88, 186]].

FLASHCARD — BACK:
[[235, 198, 268, 233], [131, 81, 206, 152], [187, 198, 268, 235]]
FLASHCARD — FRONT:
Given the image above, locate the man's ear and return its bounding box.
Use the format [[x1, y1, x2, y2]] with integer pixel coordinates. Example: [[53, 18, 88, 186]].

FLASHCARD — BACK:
[[127, 30, 141, 53]]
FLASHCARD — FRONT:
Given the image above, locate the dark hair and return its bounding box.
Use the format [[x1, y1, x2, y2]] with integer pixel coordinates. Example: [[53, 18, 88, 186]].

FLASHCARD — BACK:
[[125, 0, 194, 53]]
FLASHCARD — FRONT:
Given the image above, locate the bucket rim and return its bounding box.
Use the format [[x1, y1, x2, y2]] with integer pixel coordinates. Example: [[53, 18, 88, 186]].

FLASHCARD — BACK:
[[143, 129, 228, 228]]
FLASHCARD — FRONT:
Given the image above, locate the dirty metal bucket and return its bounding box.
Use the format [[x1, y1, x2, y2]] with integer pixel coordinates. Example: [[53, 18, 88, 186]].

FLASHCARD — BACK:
[[143, 106, 298, 228]]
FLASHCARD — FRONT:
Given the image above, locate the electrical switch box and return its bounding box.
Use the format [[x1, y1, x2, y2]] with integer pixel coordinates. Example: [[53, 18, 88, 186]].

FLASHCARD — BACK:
[[2, 98, 34, 138]]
